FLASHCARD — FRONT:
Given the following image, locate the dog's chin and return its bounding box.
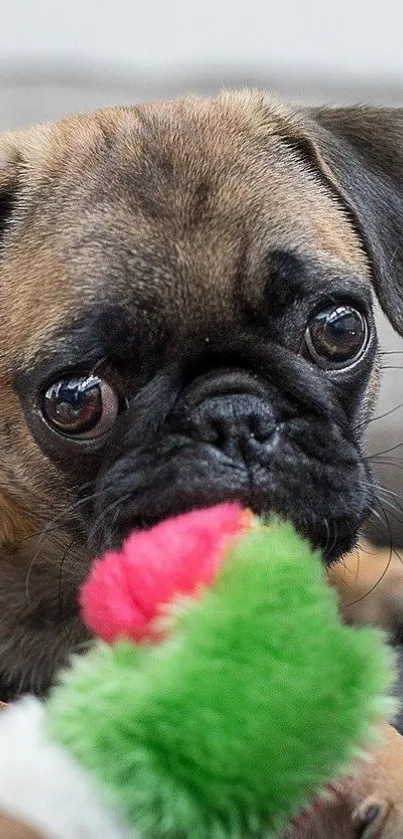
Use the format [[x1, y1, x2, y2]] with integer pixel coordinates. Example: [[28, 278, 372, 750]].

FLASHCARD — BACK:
[[89, 436, 373, 565]]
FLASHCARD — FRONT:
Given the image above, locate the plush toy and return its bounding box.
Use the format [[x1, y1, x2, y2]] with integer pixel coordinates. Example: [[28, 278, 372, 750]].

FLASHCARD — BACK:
[[0, 505, 397, 839]]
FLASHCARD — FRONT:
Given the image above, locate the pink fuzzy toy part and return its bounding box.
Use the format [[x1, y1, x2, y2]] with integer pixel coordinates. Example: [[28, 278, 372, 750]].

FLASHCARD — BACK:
[[80, 503, 248, 644]]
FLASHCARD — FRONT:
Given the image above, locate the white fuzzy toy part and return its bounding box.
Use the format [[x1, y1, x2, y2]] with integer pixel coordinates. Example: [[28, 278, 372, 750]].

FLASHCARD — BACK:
[[0, 697, 133, 839]]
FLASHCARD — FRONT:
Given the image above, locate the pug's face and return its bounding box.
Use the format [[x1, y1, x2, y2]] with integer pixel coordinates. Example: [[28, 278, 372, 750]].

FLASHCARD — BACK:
[[0, 91, 400, 697]]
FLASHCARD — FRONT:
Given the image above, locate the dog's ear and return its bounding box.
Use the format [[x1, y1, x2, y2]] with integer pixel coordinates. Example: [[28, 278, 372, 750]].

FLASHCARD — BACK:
[[288, 107, 403, 336], [0, 124, 54, 244], [0, 132, 25, 242]]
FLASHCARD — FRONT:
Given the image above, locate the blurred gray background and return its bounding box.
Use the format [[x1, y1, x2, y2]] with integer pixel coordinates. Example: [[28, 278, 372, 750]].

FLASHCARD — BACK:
[[1, 0, 403, 545]]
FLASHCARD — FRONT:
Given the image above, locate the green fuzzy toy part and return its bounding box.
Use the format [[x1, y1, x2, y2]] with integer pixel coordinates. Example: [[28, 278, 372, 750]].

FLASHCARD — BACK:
[[47, 521, 397, 839]]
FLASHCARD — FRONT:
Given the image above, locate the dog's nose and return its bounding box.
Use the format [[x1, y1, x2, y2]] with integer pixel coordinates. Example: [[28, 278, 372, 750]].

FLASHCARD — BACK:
[[188, 394, 277, 459]]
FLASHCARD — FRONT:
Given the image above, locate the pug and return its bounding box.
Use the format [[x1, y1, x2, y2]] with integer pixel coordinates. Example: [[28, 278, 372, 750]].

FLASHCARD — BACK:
[[0, 90, 403, 834]]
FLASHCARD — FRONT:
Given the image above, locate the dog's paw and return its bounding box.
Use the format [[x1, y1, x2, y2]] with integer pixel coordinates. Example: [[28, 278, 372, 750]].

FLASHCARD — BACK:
[[344, 724, 403, 838], [351, 796, 391, 837], [286, 725, 403, 838], [286, 793, 396, 839]]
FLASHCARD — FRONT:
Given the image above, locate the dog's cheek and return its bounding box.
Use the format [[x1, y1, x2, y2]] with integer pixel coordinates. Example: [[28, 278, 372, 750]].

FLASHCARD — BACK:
[[0, 411, 42, 547], [0, 491, 39, 548], [0, 388, 74, 549]]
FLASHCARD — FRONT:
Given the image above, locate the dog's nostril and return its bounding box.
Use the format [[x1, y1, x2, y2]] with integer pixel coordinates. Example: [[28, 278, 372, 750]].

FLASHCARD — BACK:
[[248, 413, 276, 443], [210, 418, 226, 447]]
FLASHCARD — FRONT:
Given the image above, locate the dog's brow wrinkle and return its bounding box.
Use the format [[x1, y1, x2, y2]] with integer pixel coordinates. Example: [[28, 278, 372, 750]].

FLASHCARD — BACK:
[[12, 303, 158, 383], [261, 249, 372, 323]]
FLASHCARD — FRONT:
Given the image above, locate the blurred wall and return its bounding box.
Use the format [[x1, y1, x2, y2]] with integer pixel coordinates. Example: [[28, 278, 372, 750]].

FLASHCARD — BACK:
[[1, 0, 403, 81]]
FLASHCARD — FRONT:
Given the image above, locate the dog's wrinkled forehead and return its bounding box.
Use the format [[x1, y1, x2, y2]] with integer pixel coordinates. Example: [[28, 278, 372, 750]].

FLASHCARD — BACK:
[[0, 91, 369, 368]]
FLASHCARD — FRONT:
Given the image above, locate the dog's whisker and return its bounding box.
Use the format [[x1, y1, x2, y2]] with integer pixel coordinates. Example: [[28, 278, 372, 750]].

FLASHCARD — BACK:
[[368, 483, 403, 521], [367, 401, 403, 424], [371, 483, 403, 501], [344, 509, 396, 607], [368, 440, 403, 458], [23, 487, 110, 604], [70, 639, 95, 656], [17, 480, 97, 545], [87, 492, 133, 550], [373, 499, 403, 531], [18, 522, 80, 545], [371, 500, 396, 541], [348, 546, 361, 583], [369, 458, 403, 472], [372, 499, 403, 567], [325, 518, 339, 559], [57, 537, 81, 621], [322, 516, 331, 555]]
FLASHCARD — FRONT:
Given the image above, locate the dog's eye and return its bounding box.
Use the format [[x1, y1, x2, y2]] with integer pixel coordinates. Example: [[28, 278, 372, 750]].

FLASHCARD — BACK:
[[305, 305, 368, 369], [42, 374, 119, 438]]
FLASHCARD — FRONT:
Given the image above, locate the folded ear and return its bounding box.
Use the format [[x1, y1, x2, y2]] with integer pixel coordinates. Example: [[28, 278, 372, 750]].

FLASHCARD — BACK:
[[290, 107, 403, 335], [0, 132, 24, 241], [0, 123, 54, 244]]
